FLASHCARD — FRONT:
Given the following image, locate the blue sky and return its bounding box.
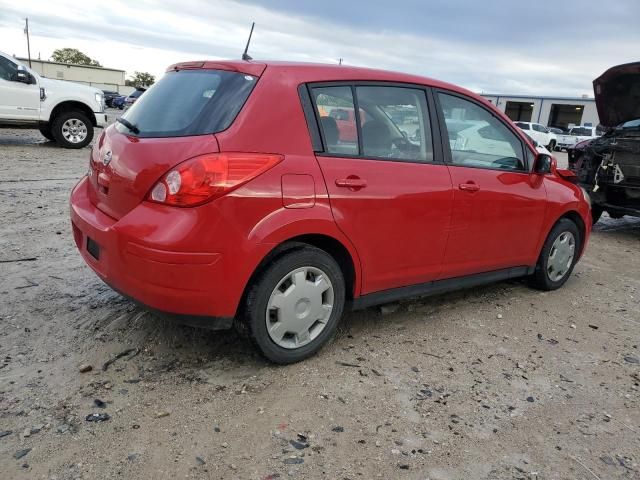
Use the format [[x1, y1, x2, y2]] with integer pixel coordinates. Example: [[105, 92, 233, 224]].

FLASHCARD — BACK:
[[0, 0, 637, 96]]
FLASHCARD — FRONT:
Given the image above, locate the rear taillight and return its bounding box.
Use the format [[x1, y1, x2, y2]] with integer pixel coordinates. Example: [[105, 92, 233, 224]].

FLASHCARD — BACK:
[[148, 152, 283, 207]]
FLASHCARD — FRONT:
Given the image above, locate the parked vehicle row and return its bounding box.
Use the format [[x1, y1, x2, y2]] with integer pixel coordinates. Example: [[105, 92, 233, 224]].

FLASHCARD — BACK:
[[70, 60, 591, 363], [0, 51, 107, 148], [109, 87, 147, 110], [102, 90, 120, 108]]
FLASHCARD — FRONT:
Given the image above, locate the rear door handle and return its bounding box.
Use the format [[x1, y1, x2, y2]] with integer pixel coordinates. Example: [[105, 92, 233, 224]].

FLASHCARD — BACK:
[[336, 177, 367, 189], [458, 182, 480, 192]]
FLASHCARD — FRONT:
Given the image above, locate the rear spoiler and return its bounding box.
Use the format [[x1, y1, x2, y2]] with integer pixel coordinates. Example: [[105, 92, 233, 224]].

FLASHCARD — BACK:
[[166, 60, 266, 77]]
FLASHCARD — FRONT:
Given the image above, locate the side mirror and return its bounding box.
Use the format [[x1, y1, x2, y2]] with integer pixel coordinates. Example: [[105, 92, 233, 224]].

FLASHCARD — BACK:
[[13, 66, 33, 84], [534, 153, 553, 174]]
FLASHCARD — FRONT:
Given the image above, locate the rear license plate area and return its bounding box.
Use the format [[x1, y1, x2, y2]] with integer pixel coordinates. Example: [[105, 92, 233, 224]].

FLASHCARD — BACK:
[[87, 237, 101, 260]]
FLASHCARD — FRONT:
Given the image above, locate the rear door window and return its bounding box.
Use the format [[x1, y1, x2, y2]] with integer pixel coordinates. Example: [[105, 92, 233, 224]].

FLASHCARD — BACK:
[[117, 69, 257, 138], [356, 86, 432, 162], [311, 86, 359, 156], [310, 84, 433, 162]]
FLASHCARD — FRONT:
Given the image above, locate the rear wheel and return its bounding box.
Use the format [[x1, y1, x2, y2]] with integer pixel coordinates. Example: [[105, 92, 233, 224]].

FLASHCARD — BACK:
[[38, 124, 54, 141], [547, 140, 556, 151], [51, 110, 94, 149], [239, 246, 345, 364], [529, 218, 580, 291]]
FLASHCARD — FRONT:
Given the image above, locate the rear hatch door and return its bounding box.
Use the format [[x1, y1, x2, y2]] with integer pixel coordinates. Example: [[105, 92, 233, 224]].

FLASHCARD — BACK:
[[89, 64, 265, 220]]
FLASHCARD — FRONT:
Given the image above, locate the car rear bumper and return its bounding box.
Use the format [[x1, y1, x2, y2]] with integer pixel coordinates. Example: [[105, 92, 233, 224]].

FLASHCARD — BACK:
[[69, 177, 235, 325]]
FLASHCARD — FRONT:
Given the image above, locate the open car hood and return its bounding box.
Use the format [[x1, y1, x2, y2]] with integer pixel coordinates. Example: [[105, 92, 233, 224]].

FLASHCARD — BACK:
[[593, 62, 640, 127]]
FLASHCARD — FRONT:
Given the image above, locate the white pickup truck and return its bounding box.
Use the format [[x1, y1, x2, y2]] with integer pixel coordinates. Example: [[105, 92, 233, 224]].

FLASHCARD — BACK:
[[556, 126, 600, 150], [0, 51, 108, 148]]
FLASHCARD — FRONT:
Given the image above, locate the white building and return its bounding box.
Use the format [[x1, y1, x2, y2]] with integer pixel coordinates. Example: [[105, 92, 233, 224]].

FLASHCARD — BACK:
[[481, 94, 600, 129], [17, 57, 133, 94]]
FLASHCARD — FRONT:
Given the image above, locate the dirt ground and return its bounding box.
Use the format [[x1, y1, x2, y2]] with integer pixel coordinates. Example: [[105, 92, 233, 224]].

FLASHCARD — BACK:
[[1, 123, 639, 480]]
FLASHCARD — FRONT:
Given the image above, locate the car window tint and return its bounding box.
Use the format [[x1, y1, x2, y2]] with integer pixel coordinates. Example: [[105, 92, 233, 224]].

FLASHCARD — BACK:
[[0, 56, 18, 81], [356, 86, 432, 162], [118, 69, 256, 138], [438, 93, 524, 171], [532, 124, 546, 132], [515, 122, 530, 130], [311, 86, 359, 156]]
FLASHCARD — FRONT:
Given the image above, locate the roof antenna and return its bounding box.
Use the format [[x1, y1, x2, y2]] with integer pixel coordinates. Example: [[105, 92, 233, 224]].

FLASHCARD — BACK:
[[242, 22, 255, 61]]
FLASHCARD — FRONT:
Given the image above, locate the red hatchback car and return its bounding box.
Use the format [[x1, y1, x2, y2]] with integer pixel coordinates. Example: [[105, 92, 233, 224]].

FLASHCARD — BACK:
[[70, 61, 591, 363]]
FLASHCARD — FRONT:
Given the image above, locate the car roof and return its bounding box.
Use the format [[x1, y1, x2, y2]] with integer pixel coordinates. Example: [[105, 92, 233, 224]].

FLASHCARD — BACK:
[[166, 59, 480, 100]]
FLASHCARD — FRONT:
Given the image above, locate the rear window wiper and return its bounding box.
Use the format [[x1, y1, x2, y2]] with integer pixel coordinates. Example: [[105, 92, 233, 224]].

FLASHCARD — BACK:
[[116, 117, 140, 134]]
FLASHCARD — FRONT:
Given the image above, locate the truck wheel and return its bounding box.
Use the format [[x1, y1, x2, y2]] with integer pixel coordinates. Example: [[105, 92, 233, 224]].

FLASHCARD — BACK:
[[547, 140, 556, 151], [239, 246, 345, 364], [38, 124, 55, 141], [51, 110, 94, 149], [591, 206, 603, 224], [529, 218, 580, 291]]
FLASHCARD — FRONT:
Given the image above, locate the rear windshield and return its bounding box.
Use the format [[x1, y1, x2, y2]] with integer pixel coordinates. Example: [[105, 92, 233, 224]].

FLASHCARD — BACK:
[[117, 69, 257, 138], [570, 127, 592, 136]]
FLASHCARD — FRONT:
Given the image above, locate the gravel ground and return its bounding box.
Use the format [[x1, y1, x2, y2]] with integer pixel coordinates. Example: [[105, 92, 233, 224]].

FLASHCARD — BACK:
[[0, 123, 639, 480]]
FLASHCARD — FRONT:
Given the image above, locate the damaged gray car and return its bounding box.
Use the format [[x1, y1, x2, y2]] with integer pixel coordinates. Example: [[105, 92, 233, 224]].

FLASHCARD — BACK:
[[568, 62, 640, 223]]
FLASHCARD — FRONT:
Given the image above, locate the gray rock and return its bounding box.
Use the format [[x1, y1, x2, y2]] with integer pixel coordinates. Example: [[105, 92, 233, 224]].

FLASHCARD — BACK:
[[14, 448, 31, 460], [85, 413, 110, 422]]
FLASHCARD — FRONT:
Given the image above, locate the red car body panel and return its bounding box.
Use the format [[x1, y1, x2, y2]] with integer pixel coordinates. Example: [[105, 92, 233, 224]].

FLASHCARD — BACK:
[[70, 61, 591, 322], [317, 156, 453, 293], [442, 166, 548, 277]]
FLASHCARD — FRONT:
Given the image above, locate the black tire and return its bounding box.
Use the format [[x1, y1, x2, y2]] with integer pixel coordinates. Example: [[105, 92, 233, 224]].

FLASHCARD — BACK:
[[547, 140, 556, 151], [38, 124, 54, 141], [239, 246, 346, 364], [51, 110, 94, 149], [529, 218, 581, 291], [591, 206, 603, 224]]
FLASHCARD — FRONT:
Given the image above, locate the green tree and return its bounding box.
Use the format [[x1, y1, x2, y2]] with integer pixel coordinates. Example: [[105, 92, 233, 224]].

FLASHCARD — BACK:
[[51, 48, 101, 66], [127, 71, 155, 88]]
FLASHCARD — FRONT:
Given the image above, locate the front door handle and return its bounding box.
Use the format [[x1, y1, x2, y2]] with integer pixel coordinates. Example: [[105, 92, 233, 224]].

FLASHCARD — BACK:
[[458, 182, 480, 192], [336, 177, 367, 189]]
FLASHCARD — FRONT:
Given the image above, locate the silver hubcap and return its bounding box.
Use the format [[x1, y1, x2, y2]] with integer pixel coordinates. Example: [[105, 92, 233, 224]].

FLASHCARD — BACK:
[[266, 266, 334, 349], [547, 231, 575, 281], [62, 118, 88, 143]]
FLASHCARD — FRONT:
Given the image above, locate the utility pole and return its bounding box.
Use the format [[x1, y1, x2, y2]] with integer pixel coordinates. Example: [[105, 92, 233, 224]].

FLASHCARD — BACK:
[[338, 58, 343, 65], [24, 18, 32, 67]]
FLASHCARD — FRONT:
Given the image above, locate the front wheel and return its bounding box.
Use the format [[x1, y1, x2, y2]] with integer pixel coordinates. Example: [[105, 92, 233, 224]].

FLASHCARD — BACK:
[[51, 110, 94, 149], [529, 218, 580, 291], [38, 124, 55, 141], [239, 246, 345, 364]]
